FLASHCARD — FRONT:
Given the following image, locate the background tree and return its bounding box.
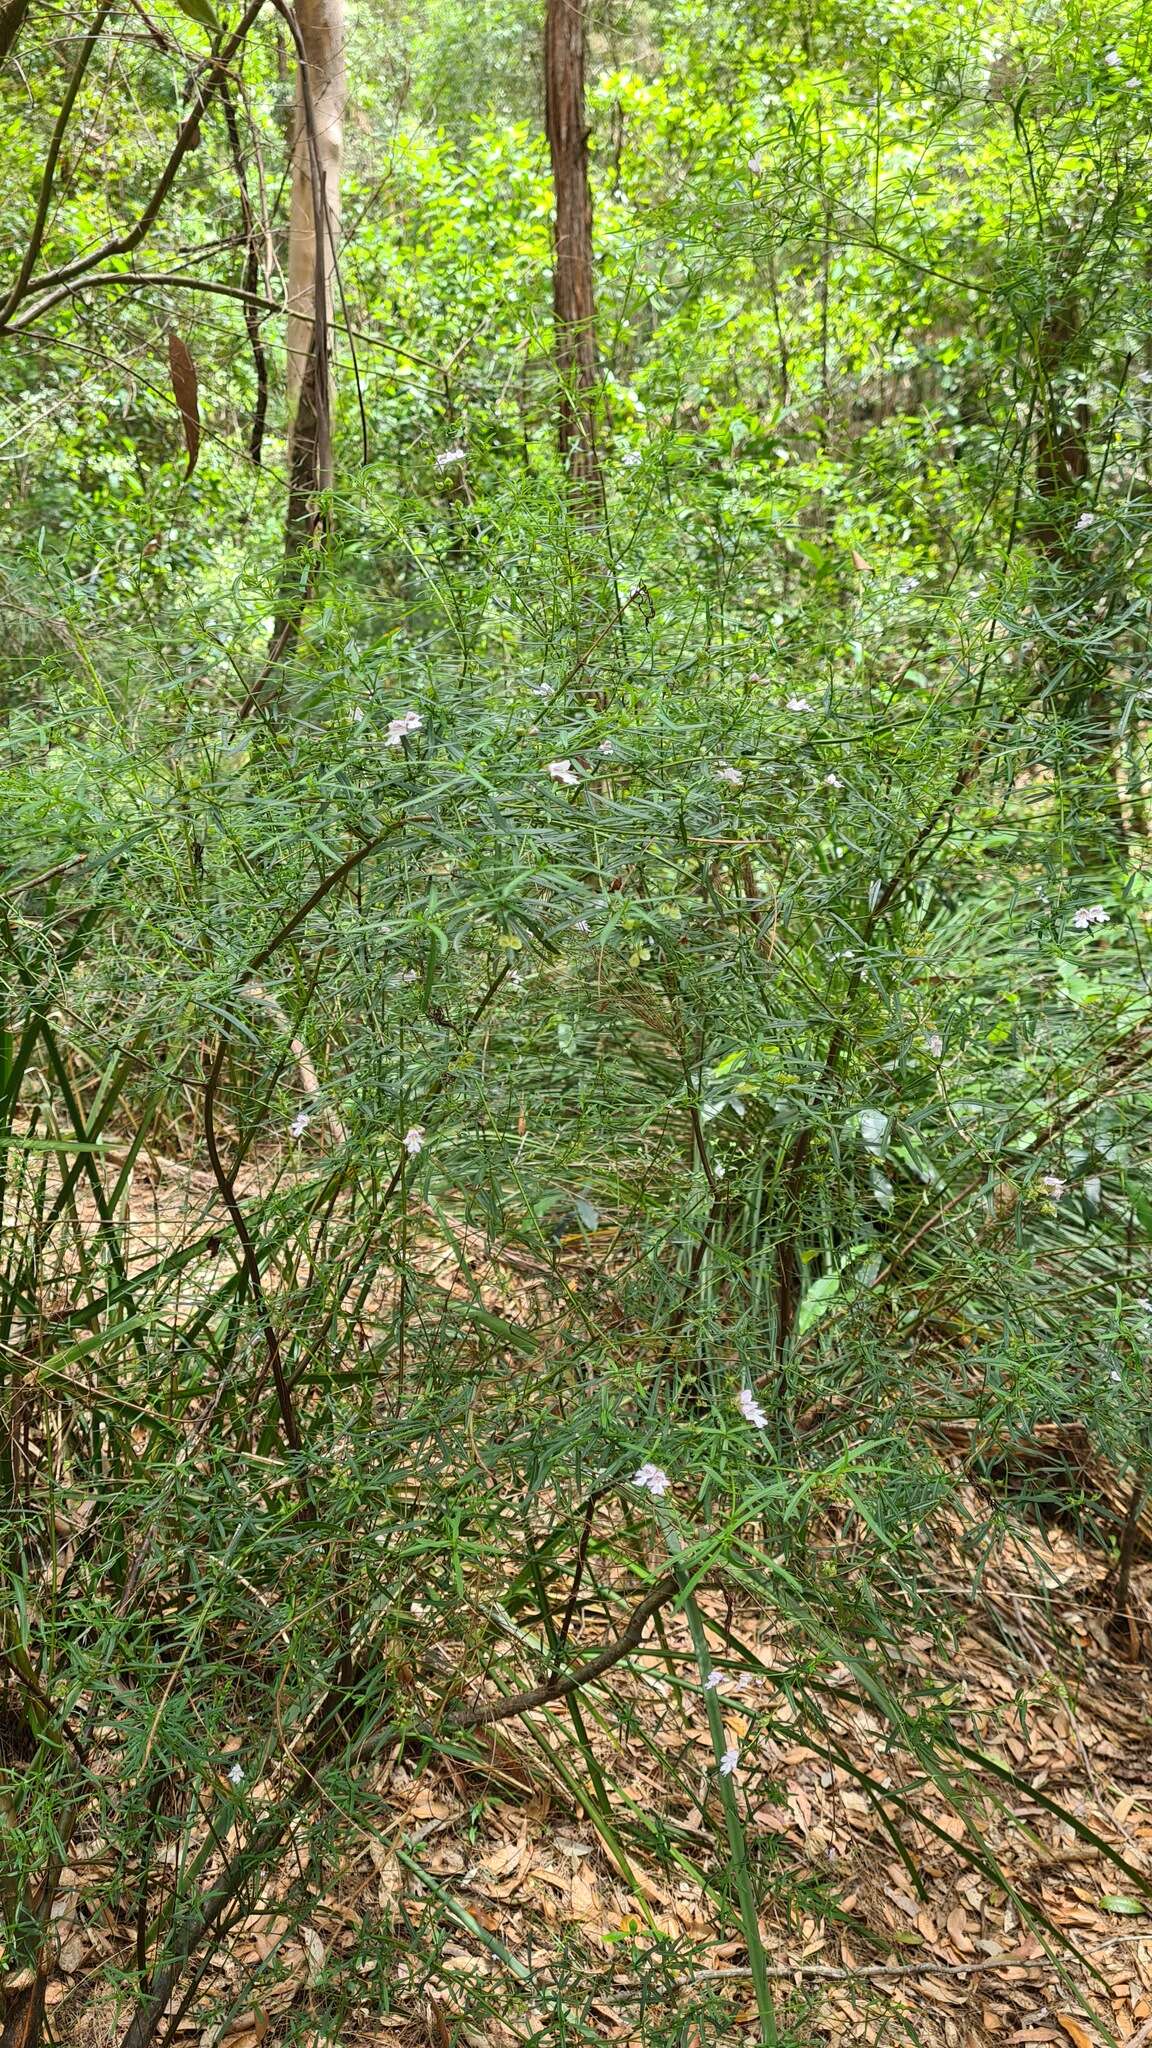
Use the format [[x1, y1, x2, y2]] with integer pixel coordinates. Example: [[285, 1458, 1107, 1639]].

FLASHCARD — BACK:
[[544, 0, 600, 506]]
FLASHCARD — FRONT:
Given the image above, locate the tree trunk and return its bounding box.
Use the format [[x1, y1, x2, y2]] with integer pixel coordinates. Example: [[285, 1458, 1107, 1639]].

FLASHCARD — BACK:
[[544, 0, 601, 509], [0, 0, 30, 68], [268, 0, 345, 670], [285, 0, 343, 439]]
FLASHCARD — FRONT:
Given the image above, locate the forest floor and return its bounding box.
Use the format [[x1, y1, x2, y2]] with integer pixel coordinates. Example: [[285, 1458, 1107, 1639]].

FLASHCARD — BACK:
[[30, 1152, 1152, 2048]]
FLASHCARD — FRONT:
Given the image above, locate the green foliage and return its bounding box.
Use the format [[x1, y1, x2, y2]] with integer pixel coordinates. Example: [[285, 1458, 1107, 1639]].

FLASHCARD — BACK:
[[2, 0, 1152, 2041]]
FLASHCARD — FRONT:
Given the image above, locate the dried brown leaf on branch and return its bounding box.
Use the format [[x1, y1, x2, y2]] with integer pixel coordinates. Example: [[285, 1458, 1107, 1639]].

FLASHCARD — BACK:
[[166, 331, 200, 478]]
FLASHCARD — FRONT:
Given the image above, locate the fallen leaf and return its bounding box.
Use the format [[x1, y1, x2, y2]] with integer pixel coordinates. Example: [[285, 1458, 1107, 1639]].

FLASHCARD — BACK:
[[1056, 2018, 1097, 2048]]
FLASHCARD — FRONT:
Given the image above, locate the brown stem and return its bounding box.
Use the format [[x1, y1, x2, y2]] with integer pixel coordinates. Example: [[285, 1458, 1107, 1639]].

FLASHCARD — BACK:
[[220, 83, 269, 465], [201, 1036, 302, 1461]]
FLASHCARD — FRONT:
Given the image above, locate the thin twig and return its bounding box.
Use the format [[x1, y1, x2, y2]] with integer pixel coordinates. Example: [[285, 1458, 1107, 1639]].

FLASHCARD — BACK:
[[0, 0, 268, 332]]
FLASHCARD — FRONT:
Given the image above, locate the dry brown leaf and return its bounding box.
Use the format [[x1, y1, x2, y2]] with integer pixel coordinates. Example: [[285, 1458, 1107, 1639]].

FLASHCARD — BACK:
[[946, 1903, 975, 1953], [166, 332, 200, 478], [1055, 2020, 1097, 2048]]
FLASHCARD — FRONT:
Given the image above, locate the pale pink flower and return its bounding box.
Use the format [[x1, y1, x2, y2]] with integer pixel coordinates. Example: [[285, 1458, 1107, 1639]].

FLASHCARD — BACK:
[[719, 1746, 740, 1777], [548, 759, 579, 786], [386, 710, 423, 748], [403, 1126, 426, 1157], [632, 1461, 669, 1497], [738, 1387, 768, 1430]]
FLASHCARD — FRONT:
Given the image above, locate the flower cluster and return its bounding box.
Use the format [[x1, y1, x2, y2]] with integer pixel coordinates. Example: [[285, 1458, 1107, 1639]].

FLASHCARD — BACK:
[[1072, 904, 1109, 930], [548, 758, 579, 786], [632, 1461, 669, 1497]]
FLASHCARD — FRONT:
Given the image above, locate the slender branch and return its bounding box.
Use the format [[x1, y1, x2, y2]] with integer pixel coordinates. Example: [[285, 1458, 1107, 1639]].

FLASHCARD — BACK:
[[7, 271, 435, 370], [0, 2, 115, 328], [201, 1033, 302, 1462], [220, 80, 269, 463], [0, 0, 268, 333], [548, 1490, 604, 1679], [247, 830, 395, 973]]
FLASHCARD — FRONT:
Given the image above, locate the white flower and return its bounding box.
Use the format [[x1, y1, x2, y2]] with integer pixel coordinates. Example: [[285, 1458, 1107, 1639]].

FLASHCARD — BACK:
[[619, 449, 642, 468], [386, 709, 423, 748], [716, 764, 744, 788], [1104, 49, 1122, 66], [704, 1670, 725, 1691], [530, 682, 553, 698], [548, 759, 580, 785], [351, 704, 364, 724], [1076, 510, 1096, 530], [435, 446, 466, 468], [598, 738, 615, 755], [402, 1125, 426, 1157], [290, 1110, 311, 1139], [574, 918, 589, 933], [738, 1387, 768, 1430], [925, 1031, 943, 1058], [227, 1761, 245, 1785], [1042, 1174, 1066, 1199], [824, 772, 843, 788], [400, 968, 419, 984], [1072, 903, 1109, 929], [786, 695, 812, 712], [719, 1746, 740, 1778], [632, 1460, 669, 1497], [859, 1107, 890, 1150]]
